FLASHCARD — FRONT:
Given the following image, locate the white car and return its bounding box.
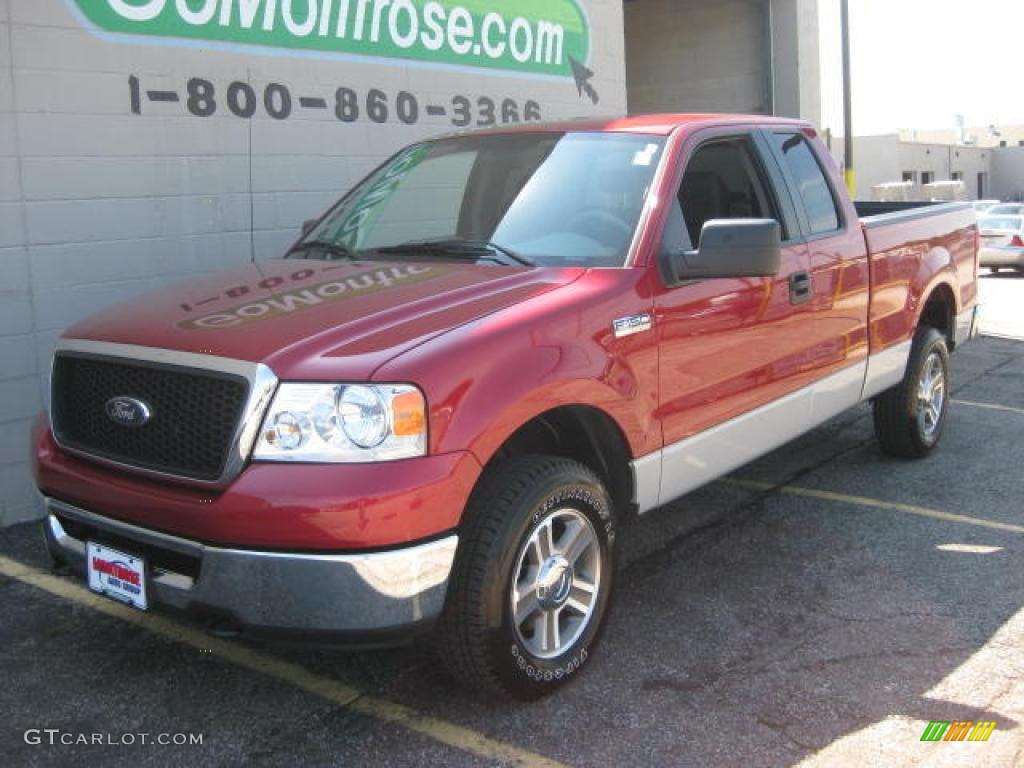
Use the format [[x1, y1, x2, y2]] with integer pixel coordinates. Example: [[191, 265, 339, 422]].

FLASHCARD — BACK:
[[978, 214, 1024, 272], [972, 199, 1001, 215], [985, 203, 1024, 217]]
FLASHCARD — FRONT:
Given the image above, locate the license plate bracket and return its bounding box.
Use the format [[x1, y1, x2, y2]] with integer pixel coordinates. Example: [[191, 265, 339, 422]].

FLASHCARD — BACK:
[[86, 541, 149, 611]]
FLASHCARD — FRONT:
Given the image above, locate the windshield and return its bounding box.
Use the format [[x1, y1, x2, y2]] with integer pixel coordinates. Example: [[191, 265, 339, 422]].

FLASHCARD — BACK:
[[293, 132, 666, 268], [979, 216, 1023, 231]]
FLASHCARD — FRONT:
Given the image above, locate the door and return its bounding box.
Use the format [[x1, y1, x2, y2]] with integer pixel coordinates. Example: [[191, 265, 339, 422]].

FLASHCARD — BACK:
[[649, 128, 868, 506], [761, 129, 871, 390]]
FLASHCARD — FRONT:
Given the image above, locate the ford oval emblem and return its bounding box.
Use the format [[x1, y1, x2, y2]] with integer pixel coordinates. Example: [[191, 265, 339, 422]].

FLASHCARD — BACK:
[[105, 397, 153, 428]]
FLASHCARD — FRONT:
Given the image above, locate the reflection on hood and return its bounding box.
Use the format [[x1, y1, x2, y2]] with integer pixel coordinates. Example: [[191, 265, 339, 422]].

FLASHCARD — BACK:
[[180, 264, 442, 330]]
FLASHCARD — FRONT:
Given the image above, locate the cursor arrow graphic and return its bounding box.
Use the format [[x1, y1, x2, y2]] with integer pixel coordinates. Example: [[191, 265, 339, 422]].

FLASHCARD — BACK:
[[569, 57, 599, 104]]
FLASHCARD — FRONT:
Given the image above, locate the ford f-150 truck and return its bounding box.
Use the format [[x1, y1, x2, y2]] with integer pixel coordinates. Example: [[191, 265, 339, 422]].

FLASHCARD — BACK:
[[33, 114, 979, 700]]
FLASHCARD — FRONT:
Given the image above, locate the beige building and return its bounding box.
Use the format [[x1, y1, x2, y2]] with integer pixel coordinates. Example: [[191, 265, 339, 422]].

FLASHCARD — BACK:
[[899, 125, 1024, 150], [828, 132, 1024, 202]]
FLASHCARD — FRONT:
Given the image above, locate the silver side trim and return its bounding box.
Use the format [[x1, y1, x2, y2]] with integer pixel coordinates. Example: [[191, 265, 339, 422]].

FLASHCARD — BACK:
[[812, 359, 870, 422], [52, 338, 279, 489], [630, 451, 661, 513], [860, 340, 912, 401], [953, 305, 981, 349], [44, 497, 458, 632], [633, 361, 867, 514]]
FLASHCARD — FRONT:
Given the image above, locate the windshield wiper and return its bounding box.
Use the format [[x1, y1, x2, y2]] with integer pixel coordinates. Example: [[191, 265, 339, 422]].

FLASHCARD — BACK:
[[287, 239, 356, 261], [373, 238, 534, 266]]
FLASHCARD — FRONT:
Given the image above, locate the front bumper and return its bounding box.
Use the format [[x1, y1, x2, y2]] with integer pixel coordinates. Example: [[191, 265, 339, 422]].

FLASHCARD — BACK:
[[34, 416, 481, 551], [43, 495, 458, 640]]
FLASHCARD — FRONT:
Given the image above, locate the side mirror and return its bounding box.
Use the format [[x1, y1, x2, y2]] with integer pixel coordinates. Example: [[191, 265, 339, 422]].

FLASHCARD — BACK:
[[665, 219, 782, 283], [301, 218, 319, 236]]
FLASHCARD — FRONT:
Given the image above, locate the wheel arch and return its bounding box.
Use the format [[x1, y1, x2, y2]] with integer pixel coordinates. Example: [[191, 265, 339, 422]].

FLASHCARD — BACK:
[[916, 280, 958, 348], [477, 404, 637, 520]]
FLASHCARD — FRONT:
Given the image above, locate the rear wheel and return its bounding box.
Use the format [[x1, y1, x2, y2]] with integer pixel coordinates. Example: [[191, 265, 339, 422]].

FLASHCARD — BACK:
[[873, 326, 950, 458], [437, 455, 615, 700]]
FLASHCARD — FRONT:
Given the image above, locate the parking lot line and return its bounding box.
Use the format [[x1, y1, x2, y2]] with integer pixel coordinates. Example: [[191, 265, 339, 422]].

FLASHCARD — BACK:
[[726, 479, 1024, 534], [952, 398, 1024, 416], [0, 555, 567, 768]]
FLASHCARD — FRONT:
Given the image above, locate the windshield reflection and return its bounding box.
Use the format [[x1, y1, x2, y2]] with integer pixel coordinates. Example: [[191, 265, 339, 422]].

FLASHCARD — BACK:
[[295, 132, 666, 268]]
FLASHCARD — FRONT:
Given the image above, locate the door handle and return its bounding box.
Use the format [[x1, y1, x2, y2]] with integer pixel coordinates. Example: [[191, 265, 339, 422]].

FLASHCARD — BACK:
[[789, 271, 811, 305]]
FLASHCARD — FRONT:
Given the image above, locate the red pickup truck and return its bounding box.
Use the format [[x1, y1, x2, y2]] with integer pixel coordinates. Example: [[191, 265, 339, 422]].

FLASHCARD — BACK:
[[33, 114, 979, 700]]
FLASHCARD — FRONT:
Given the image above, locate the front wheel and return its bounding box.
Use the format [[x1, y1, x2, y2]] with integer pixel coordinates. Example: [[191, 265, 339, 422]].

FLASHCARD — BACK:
[[437, 455, 615, 700], [873, 326, 950, 458]]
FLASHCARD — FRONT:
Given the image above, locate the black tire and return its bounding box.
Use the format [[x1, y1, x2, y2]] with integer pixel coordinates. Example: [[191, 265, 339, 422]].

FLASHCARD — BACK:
[[873, 326, 950, 458], [437, 455, 615, 700]]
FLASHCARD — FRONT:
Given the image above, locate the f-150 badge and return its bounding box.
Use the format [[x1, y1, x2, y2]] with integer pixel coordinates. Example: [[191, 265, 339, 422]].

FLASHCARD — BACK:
[[612, 313, 652, 338]]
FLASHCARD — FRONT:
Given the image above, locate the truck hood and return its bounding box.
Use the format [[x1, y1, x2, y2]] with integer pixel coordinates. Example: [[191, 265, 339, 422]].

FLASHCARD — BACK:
[[64, 258, 585, 380]]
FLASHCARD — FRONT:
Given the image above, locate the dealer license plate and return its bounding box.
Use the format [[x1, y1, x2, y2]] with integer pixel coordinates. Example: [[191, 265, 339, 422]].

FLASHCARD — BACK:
[[86, 542, 148, 610]]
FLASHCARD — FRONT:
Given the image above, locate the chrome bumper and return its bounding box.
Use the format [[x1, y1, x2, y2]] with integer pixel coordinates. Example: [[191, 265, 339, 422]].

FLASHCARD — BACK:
[[42, 496, 457, 638]]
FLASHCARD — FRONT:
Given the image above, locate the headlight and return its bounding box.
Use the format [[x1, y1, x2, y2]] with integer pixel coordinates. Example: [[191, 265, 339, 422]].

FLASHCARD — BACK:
[[253, 383, 426, 462]]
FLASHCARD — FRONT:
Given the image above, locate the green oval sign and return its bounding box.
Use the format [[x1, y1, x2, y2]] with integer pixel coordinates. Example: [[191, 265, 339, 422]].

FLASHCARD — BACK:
[[69, 0, 591, 79]]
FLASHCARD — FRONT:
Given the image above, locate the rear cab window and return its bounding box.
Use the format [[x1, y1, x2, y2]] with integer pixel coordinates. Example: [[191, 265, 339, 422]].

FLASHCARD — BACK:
[[768, 132, 843, 237]]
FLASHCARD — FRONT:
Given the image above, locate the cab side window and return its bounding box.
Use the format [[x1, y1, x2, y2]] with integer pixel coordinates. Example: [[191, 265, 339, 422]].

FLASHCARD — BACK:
[[770, 133, 841, 234], [673, 139, 782, 248]]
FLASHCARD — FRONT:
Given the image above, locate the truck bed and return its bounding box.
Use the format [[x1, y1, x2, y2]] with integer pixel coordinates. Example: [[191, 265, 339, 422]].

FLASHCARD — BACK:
[[856, 199, 978, 353], [855, 200, 972, 227]]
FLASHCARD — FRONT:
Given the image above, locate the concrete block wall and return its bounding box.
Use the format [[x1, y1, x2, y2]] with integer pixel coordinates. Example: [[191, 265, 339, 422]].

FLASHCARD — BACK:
[[625, 0, 772, 116], [0, 0, 627, 525], [2, 0, 40, 526], [624, 0, 820, 127]]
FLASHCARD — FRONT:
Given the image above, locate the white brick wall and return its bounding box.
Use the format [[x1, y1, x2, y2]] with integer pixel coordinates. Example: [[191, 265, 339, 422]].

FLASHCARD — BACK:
[[1, 0, 37, 525], [0, 0, 627, 525]]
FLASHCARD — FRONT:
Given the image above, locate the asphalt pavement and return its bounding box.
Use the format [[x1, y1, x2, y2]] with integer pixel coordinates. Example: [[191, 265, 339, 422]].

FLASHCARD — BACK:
[[1, 272, 1023, 767]]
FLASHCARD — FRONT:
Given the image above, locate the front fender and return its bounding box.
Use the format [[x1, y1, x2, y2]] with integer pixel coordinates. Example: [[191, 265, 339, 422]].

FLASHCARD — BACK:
[[372, 269, 661, 467], [456, 374, 649, 470]]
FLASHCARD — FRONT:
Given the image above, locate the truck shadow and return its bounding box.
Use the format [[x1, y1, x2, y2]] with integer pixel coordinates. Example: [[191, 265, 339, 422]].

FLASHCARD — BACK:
[[286, 464, 1022, 765]]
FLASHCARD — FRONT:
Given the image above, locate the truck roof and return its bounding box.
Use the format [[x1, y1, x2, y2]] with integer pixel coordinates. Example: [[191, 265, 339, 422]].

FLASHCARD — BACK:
[[459, 113, 813, 138]]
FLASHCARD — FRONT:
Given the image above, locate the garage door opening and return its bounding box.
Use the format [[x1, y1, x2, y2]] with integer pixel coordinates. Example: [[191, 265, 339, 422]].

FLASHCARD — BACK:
[[623, 0, 820, 126]]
